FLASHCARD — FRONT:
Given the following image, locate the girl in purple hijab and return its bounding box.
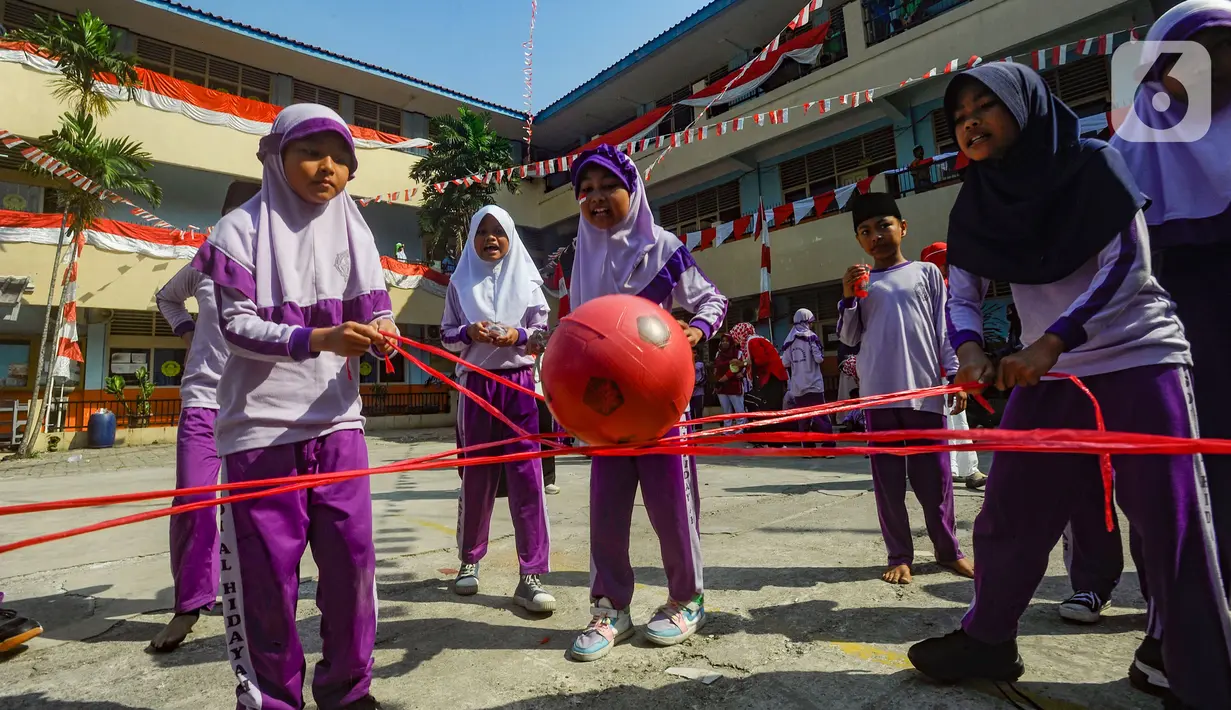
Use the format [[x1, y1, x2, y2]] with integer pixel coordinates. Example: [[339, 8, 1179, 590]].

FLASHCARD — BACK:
[[1109, 0, 1231, 698], [192, 104, 395, 710], [563, 145, 728, 662]]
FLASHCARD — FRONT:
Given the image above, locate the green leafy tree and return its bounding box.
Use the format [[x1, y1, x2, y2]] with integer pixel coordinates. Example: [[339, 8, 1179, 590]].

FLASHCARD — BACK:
[[7, 11, 140, 117], [7, 12, 158, 457], [409, 107, 520, 261]]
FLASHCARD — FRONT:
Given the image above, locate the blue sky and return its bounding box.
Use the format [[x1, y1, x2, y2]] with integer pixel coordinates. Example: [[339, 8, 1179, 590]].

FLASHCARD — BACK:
[[186, 0, 713, 110]]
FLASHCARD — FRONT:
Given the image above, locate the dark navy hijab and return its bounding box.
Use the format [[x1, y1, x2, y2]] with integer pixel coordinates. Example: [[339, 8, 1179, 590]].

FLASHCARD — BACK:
[[944, 63, 1147, 284]]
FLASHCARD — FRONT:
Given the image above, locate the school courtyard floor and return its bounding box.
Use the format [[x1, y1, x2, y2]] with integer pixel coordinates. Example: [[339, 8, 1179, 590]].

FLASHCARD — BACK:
[[0, 433, 1157, 710]]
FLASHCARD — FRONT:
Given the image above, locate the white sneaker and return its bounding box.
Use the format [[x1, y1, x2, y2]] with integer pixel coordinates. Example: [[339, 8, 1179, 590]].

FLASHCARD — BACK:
[[1059, 590, 1109, 623], [544, 484, 561, 495], [453, 563, 479, 596], [570, 598, 633, 662], [514, 574, 556, 613]]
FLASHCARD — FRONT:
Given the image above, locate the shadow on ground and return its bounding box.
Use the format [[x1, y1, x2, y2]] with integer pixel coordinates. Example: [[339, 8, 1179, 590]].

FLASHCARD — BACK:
[[482, 670, 1150, 710], [2, 694, 154, 710]]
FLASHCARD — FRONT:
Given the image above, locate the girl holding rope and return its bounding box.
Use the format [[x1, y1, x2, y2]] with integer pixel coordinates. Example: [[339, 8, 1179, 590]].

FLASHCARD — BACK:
[[908, 62, 1231, 710], [565, 144, 727, 662], [191, 104, 395, 710], [440, 204, 555, 613]]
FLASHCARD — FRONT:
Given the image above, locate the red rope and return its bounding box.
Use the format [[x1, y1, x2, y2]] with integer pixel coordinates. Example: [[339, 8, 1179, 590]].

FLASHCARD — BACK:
[[393, 334, 544, 402], [0, 365, 1212, 553]]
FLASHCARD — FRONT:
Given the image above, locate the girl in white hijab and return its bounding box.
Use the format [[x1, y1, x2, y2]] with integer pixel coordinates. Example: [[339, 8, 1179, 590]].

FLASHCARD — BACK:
[[441, 205, 555, 613]]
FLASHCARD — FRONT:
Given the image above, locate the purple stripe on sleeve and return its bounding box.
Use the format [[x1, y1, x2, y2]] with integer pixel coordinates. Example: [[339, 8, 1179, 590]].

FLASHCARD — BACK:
[[442, 325, 470, 345], [173, 320, 196, 337], [222, 324, 295, 359], [515, 328, 528, 346], [252, 292, 392, 329], [192, 241, 256, 301], [689, 318, 714, 341], [1046, 228, 1137, 351], [944, 300, 981, 352], [636, 247, 692, 306], [289, 327, 314, 362]]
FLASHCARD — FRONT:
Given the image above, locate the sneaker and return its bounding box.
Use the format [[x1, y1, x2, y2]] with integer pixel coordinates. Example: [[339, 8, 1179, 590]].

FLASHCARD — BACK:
[[908, 629, 1025, 683], [570, 598, 633, 662], [544, 484, 561, 495], [644, 594, 706, 646], [343, 695, 382, 710], [453, 563, 479, 596], [1129, 635, 1170, 698], [0, 608, 43, 653], [965, 471, 988, 489], [514, 575, 556, 613], [1059, 591, 1109, 624]]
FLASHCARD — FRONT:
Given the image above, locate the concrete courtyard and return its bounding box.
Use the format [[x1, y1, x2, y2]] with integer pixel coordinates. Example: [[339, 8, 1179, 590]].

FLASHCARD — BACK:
[[0, 431, 1158, 709]]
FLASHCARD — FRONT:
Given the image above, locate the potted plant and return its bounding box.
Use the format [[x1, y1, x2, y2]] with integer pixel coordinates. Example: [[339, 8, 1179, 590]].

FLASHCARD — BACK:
[[104, 366, 155, 428], [369, 382, 389, 417]]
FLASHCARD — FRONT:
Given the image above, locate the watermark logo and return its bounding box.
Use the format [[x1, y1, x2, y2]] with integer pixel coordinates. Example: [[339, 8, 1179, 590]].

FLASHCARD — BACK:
[[1111, 40, 1212, 143]]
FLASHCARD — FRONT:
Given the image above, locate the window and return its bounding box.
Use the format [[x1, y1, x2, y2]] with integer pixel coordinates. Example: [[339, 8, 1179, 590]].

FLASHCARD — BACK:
[[153, 348, 185, 387], [932, 108, 956, 153], [657, 180, 742, 235], [133, 35, 272, 103], [780, 126, 897, 205], [292, 81, 342, 112], [655, 87, 695, 137], [1042, 56, 1110, 111], [0, 342, 31, 387], [1, 0, 69, 32], [353, 99, 403, 136], [359, 351, 407, 384], [0, 181, 44, 213], [108, 347, 151, 387], [116, 310, 176, 338]]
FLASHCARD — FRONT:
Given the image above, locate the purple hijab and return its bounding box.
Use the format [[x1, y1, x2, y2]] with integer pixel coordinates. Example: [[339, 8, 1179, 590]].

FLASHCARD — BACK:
[[192, 104, 389, 323], [1111, 0, 1231, 243], [568, 145, 686, 308]]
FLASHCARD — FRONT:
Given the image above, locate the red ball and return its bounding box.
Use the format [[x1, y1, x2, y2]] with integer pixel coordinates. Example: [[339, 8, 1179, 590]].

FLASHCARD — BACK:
[[541, 294, 693, 446]]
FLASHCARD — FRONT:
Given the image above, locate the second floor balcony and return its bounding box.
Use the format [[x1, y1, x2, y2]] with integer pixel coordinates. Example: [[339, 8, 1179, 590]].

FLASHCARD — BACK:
[[861, 0, 977, 47]]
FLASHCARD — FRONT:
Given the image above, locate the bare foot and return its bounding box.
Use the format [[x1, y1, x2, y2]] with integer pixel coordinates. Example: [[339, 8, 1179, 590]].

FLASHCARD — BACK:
[[148, 611, 200, 653], [942, 558, 975, 579], [882, 564, 913, 584]]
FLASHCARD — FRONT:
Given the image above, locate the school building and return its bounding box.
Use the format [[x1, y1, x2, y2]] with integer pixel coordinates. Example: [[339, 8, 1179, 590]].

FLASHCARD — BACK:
[[0, 0, 1153, 445]]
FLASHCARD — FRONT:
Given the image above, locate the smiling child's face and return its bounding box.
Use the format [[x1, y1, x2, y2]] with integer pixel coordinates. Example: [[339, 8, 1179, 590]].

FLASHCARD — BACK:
[[950, 83, 1020, 162], [474, 214, 510, 262], [577, 165, 632, 230], [282, 131, 353, 204]]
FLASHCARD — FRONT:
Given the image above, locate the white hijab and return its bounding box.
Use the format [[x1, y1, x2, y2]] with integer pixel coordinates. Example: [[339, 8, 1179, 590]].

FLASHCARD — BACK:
[[452, 205, 546, 326]]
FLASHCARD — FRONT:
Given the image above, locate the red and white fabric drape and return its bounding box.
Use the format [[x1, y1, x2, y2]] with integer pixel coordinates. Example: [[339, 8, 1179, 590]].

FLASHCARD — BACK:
[[678, 22, 831, 108], [756, 198, 772, 321], [50, 231, 85, 379]]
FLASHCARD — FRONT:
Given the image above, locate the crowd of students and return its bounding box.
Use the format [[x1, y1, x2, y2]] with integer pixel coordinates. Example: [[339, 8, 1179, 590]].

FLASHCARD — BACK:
[[1, 3, 1230, 708]]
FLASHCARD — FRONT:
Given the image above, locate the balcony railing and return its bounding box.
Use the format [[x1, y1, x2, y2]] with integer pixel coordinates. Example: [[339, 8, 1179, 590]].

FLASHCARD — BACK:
[[885, 154, 964, 198], [862, 0, 975, 47]]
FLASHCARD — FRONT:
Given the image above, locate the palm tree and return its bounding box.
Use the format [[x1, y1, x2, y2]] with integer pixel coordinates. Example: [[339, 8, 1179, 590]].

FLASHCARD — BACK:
[[6, 12, 155, 457], [6, 11, 139, 118], [410, 107, 520, 260], [14, 114, 162, 456]]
